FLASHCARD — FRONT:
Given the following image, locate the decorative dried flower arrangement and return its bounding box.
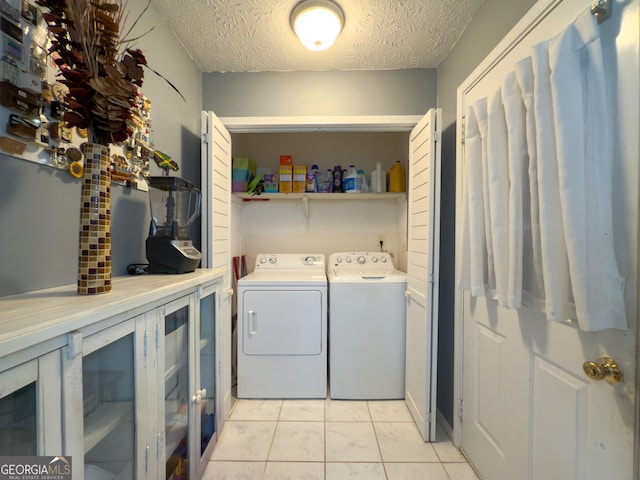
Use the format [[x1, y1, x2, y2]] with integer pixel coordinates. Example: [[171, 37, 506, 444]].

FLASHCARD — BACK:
[[32, 0, 184, 295], [36, 0, 181, 146]]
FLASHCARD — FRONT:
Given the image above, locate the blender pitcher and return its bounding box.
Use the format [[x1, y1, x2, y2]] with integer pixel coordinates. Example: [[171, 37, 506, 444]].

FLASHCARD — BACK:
[[146, 176, 202, 273]]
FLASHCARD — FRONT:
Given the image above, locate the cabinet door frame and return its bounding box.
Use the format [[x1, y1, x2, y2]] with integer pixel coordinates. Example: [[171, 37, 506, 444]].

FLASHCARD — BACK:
[[157, 294, 195, 478], [192, 282, 221, 477], [0, 351, 63, 455], [62, 318, 139, 480]]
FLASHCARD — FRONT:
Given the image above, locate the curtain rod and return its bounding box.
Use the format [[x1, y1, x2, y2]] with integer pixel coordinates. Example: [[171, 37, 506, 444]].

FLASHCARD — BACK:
[[591, 0, 611, 23]]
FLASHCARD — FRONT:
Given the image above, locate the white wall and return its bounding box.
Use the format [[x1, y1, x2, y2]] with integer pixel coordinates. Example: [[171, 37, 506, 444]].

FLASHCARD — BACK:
[[229, 129, 410, 271], [231, 131, 409, 175], [239, 198, 407, 273]]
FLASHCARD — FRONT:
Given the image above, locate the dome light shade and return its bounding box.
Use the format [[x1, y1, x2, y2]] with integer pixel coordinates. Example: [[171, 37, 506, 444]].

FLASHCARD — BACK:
[[291, 0, 344, 51]]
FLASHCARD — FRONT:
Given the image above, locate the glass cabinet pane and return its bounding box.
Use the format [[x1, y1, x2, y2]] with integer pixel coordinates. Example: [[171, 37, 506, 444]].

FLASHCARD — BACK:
[[165, 305, 190, 480], [83, 333, 135, 478], [199, 292, 216, 457], [0, 383, 37, 455]]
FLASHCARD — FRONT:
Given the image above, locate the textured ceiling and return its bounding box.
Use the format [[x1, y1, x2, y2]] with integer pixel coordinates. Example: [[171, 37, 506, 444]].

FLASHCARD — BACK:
[[150, 0, 485, 73]]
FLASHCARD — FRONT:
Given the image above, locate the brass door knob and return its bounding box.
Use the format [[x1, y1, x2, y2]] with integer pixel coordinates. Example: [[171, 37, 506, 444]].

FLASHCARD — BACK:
[[582, 356, 623, 384]]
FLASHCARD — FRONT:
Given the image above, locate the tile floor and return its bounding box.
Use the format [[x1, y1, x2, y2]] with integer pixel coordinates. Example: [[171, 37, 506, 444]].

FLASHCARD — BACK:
[[203, 398, 480, 480]]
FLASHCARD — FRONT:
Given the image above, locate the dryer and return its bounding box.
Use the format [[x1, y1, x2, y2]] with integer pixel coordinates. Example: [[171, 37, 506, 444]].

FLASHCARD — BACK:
[[328, 252, 407, 399], [237, 254, 327, 398]]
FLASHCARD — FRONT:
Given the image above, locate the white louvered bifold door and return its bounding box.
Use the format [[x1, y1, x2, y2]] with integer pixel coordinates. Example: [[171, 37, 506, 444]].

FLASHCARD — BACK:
[[405, 108, 442, 442], [201, 111, 234, 421]]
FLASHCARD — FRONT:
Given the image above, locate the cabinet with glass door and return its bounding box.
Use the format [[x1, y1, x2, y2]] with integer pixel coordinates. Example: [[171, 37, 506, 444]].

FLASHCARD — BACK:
[[193, 284, 218, 475], [0, 346, 64, 457], [80, 318, 138, 479], [160, 284, 219, 480], [0, 272, 222, 480]]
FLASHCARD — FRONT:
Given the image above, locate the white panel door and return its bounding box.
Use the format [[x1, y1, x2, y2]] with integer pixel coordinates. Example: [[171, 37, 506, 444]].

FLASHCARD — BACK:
[[201, 111, 234, 421], [405, 108, 442, 442], [456, 1, 638, 479]]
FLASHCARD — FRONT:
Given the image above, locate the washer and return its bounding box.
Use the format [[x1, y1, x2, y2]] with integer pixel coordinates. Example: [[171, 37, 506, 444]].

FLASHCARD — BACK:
[[328, 252, 407, 399], [237, 254, 327, 398]]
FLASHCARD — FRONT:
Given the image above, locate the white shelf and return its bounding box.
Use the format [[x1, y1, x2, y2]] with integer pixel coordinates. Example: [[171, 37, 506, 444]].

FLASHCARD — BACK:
[[220, 115, 422, 133], [84, 402, 133, 453], [165, 408, 188, 458], [113, 462, 134, 480], [164, 323, 188, 381], [234, 192, 406, 202]]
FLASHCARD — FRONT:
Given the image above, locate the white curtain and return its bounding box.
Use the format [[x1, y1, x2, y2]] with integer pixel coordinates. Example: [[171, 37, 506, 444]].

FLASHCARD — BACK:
[[515, 56, 546, 310], [457, 8, 627, 332]]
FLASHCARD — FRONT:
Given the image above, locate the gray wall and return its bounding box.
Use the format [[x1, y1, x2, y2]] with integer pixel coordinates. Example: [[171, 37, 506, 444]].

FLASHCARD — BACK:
[[203, 69, 437, 117], [0, 0, 203, 296], [434, 0, 537, 428]]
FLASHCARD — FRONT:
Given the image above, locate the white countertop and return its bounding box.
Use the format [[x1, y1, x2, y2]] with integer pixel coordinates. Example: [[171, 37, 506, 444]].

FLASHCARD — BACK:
[[0, 268, 225, 358]]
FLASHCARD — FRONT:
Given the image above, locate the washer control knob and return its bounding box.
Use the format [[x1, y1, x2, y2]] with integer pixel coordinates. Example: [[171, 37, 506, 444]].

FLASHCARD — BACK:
[[357, 256, 366, 264], [372, 257, 378, 263], [380, 257, 387, 263], [336, 257, 342, 263], [260, 257, 266, 264], [269, 257, 277, 264], [345, 257, 352, 263], [304, 256, 316, 265]]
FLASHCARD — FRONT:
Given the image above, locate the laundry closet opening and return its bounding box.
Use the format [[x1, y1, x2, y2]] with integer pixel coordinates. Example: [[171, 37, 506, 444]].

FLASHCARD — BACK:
[[204, 113, 452, 439], [230, 130, 410, 270]]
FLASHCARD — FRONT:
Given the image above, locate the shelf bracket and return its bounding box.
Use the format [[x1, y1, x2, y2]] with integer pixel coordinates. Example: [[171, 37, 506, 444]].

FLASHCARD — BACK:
[[302, 195, 310, 223]]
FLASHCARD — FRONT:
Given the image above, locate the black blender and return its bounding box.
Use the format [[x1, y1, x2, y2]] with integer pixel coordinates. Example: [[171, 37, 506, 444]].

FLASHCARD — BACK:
[[146, 176, 202, 273]]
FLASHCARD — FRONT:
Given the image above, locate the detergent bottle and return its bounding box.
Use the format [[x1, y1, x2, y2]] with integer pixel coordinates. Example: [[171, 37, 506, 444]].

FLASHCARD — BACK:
[[358, 169, 369, 193], [388, 161, 406, 192], [343, 165, 362, 193], [370, 162, 386, 193], [306, 164, 319, 192], [332, 165, 343, 192]]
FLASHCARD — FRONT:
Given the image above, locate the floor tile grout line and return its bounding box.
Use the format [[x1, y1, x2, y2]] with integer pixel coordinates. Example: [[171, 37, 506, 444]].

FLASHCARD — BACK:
[[214, 398, 477, 479]]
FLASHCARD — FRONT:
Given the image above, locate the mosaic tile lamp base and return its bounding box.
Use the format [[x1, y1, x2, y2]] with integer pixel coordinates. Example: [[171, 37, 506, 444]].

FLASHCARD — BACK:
[[77, 143, 112, 295]]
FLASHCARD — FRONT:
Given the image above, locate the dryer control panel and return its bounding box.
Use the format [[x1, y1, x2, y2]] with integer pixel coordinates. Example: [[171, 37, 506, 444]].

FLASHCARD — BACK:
[[254, 253, 325, 270], [329, 252, 395, 271]]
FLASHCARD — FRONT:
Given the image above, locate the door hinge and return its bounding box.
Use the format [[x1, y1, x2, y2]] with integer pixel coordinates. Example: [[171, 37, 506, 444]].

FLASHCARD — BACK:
[[458, 398, 464, 422], [144, 445, 149, 472], [202, 132, 211, 144], [143, 330, 148, 358], [460, 116, 466, 145]]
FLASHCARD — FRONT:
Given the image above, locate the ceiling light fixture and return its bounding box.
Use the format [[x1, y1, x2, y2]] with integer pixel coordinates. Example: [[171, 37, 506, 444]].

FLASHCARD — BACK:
[[290, 0, 345, 52]]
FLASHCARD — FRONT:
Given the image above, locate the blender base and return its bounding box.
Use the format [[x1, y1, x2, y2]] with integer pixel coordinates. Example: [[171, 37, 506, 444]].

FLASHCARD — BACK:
[[146, 238, 201, 274]]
